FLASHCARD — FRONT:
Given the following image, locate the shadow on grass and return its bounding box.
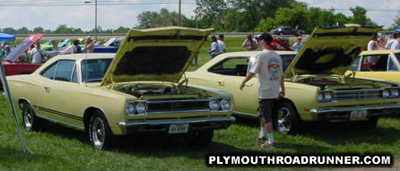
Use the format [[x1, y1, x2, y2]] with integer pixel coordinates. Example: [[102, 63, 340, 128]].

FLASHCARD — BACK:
[[0, 146, 49, 162], [234, 116, 400, 146]]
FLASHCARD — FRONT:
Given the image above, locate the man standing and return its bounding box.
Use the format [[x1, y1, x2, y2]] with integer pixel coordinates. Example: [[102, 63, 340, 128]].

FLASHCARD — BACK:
[[240, 32, 285, 148], [390, 32, 400, 50], [217, 34, 226, 53], [31, 41, 45, 64]]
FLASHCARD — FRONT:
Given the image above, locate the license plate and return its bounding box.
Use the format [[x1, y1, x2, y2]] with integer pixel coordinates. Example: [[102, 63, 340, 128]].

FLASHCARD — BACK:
[[168, 123, 189, 134], [350, 110, 368, 120]]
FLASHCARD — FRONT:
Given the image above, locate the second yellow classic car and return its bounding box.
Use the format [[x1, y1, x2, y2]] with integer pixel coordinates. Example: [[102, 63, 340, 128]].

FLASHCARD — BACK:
[[7, 27, 235, 149], [186, 25, 400, 135], [347, 50, 400, 82]]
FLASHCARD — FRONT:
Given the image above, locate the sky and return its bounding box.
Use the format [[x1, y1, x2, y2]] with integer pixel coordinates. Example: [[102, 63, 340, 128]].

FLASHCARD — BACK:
[[0, 0, 399, 31]]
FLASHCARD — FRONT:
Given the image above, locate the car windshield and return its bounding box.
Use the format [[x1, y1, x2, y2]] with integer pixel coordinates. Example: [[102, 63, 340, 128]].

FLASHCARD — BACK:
[[81, 58, 112, 83], [394, 53, 400, 63]]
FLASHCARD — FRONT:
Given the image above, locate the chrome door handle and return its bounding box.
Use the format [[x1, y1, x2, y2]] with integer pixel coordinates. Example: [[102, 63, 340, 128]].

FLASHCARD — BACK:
[[44, 87, 50, 93], [217, 81, 224, 86]]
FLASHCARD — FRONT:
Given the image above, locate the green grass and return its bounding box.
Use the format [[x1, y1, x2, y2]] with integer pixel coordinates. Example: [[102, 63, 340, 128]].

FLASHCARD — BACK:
[[1, 37, 400, 170]]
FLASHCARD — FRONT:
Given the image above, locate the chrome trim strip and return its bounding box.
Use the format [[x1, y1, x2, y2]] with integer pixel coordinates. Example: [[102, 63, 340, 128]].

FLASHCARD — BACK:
[[310, 104, 400, 114], [147, 99, 210, 104], [36, 114, 85, 131], [233, 111, 258, 118], [118, 116, 235, 127]]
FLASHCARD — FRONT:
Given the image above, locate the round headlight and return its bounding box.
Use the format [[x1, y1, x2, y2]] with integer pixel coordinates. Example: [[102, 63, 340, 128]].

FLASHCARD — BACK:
[[209, 99, 220, 110], [391, 89, 399, 98], [136, 102, 147, 114], [126, 103, 135, 115], [382, 89, 390, 98], [324, 92, 332, 102], [220, 98, 231, 110], [317, 93, 324, 102]]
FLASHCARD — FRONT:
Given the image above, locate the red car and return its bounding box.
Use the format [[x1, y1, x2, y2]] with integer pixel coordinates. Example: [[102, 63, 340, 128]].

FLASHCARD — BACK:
[[2, 34, 43, 76]]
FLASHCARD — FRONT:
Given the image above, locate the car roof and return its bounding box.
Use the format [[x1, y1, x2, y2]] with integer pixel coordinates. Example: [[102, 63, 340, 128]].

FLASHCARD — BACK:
[[218, 50, 296, 57], [360, 50, 400, 55], [50, 53, 115, 60]]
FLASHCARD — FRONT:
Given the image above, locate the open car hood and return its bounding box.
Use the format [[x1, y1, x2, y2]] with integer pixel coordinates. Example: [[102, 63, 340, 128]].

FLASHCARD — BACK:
[[101, 27, 212, 86], [3, 34, 43, 62], [284, 24, 381, 78]]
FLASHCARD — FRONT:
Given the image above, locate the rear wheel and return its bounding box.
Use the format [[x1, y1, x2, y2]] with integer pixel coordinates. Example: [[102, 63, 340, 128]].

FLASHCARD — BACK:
[[274, 101, 302, 135], [88, 111, 114, 149], [185, 130, 214, 147], [21, 102, 41, 131]]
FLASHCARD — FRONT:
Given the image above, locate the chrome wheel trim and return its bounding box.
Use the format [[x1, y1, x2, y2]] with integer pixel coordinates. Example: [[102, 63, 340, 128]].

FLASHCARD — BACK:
[[91, 117, 105, 149], [277, 106, 291, 134], [23, 105, 33, 129]]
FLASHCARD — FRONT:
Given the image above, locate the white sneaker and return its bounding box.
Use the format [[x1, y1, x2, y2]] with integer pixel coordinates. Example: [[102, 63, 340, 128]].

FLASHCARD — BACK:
[[260, 141, 275, 148]]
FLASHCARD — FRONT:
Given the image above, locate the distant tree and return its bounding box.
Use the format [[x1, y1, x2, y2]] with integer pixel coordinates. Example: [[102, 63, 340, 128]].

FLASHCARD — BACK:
[[55, 24, 70, 34], [2, 27, 16, 34], [194, 0, 227, 29], [33, 27, 44, 33], [349, 6, 377, 26], [115, 26, 130, 33], [137, 11, 158, 29], [390, 11, 400, 30], [16, 27, 30, 34], [153, 8, 179, 27]]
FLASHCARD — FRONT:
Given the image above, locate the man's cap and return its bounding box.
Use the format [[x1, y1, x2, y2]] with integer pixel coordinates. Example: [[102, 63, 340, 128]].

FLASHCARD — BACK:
[[86, 36, 93, 40], [256, 32, 273, 43]]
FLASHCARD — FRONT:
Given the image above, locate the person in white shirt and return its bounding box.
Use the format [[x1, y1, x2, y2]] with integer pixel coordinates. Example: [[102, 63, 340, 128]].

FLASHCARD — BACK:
[[367, 35, 379, 51], [390, 33, 400, 50], [240, 32, 285, 149], [292, 37, 303, 52], [208, 36, 220, 59], [385, 33, 397, 49], [31, 41, 45, 64], [217, 34, 226, 53]]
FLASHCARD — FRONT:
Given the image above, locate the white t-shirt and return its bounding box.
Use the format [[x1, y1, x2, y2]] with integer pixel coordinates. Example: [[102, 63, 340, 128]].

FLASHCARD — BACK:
[[210, 42, 219, 55], [31, 48, 45, 64], [385, 39, 396, 49], [390, 40, 400, 50], [217, 40, 226, 53], [367, 40, 378, 51], [249, 50, 283, 99]]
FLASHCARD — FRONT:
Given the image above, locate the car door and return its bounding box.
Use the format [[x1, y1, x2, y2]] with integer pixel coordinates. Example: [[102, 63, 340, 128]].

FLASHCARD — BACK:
[[207, 56, 258, 116], [41, 60, 83, 126]]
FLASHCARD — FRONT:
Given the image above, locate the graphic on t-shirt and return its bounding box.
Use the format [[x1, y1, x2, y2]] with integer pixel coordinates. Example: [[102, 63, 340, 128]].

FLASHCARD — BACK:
[[267, 57, 281, 81]]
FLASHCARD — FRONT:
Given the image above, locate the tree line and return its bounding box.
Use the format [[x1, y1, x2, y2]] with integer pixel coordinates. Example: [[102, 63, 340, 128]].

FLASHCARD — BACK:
[[2, 0, 400, 34]]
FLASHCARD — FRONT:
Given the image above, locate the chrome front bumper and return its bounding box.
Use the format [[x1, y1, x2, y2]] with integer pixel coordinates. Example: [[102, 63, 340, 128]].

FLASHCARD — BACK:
[[117, 116, 236, 134], [310, 104, 400, 114], [310, 104, 400, 120]]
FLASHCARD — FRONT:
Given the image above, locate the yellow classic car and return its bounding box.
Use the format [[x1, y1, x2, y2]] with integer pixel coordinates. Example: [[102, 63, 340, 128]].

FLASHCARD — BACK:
[[186, 24, 400, 135], [8, 27, 235, 149], [347, 50, 400, 82]]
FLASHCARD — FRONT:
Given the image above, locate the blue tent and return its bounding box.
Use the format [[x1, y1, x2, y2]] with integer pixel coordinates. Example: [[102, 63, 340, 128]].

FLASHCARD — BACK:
[[0, 33, 15, 42], [396, 28, 400, 32]]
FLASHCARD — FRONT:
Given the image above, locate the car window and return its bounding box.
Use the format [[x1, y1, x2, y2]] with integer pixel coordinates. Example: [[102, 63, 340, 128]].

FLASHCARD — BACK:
[[208, 57, 249, 76], [388, 55, 399, 71], [81, 59, 112, 83], [41, 61, 58, 79], [361, 55, 388, 71], [71, 65, 78, 83], [54, 60, 76, 82], [281, 55, 296, 72], [349, 56, 361, 71]]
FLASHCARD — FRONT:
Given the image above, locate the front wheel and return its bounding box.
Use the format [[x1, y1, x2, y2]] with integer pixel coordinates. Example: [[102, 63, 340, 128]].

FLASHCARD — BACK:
[[185, 130, 214, 147], [88, 111, 114, 149], [21, 102, 41, 131], [274, 101, 302, 135]]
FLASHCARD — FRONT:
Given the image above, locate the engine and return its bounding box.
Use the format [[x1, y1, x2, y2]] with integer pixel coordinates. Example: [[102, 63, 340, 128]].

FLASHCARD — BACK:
[[116, 83, 179, 97]]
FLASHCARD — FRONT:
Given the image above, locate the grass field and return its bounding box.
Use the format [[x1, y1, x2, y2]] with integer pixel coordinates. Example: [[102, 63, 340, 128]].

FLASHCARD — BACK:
[[1, 37, 400, 170]]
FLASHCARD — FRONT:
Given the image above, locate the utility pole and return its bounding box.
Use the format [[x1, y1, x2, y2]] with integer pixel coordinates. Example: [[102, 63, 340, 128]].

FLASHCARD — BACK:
[[178, 0, 181, 26], [95, 0, 98, 40]]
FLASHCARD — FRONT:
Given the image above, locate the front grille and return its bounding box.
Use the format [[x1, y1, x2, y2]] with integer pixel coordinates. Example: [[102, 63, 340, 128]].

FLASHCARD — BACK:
[[147, 99, 209, 113], [332, 89, 382, 101]]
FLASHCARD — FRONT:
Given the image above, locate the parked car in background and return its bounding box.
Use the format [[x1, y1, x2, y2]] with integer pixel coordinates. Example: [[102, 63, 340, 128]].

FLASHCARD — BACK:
[[271, 26, 305, 35], [347, 50, 400, 82], [7, 27, 235, 149], [2, 34, 43, 76], [187, 24, 400, 135]]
